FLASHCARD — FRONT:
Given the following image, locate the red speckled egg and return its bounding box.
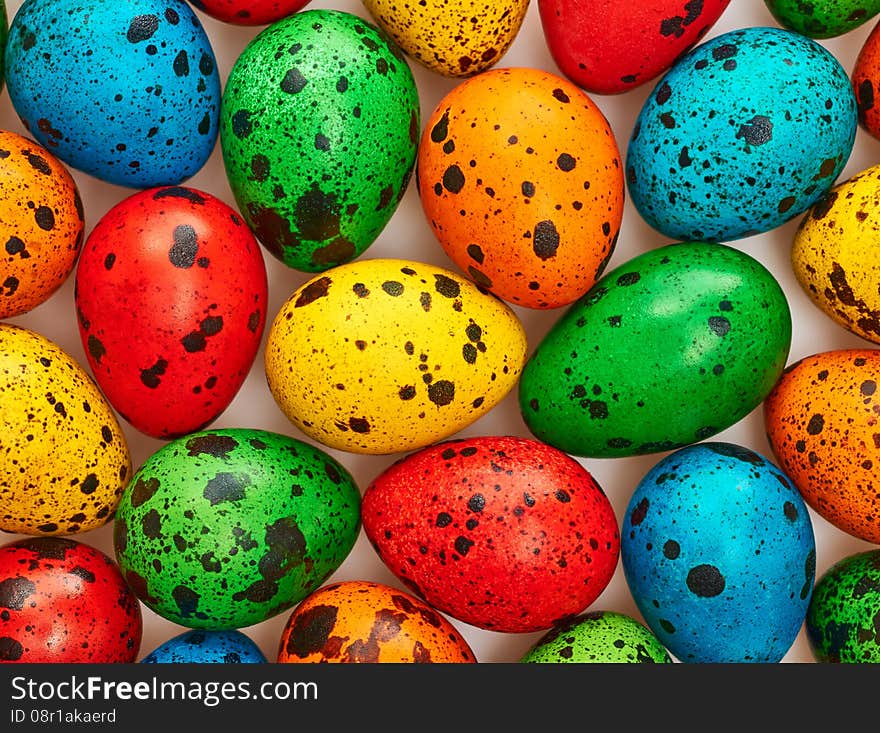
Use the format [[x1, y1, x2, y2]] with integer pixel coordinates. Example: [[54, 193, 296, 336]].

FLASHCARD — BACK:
[[74, 186, 268, 439], [189, 0, 311, 25], [0, 129, 84, 319], [765, 348, 880, 544], [0, 536, 142, 663], [538, 0, 732, 95], [853, 20, 880, 140], [277, 580, 476, 663], [362, 435, 620, 633]]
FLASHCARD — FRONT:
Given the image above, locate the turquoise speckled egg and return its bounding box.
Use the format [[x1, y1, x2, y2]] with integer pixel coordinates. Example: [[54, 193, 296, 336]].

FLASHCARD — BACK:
[[113, 428, 361, 629], [626, 26, 857, 242], [621, 442, 816, 663], [141, 629, 267, 663], [518, 241, 791, 458], [4, 0, 221, 188], [520, 610, 672, 663], [219, 9, 420, 272]]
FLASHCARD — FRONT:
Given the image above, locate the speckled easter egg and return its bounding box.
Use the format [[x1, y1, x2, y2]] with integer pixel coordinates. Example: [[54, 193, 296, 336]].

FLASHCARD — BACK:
[[276, 580, 476, 663], [0, 130, 84, 319], [4, 0, 221, 188], [220, 9, 419, 272], [264, 258, 527, 455], [621, 442, 816, 663], [141, 629, 267, 663], [806, 549, 880, 663], [538, 0, 732, 95], [520, 610, 672, 663], [0, 323, 131, 536], [0, 537, 142, 663], [765, 349, 880, 544], [362, 435, 620, 633], [362, 0, 528, 77], [626, 26, 858, 242], [113, 428, 361, 629], [187, 0, 310, 25], [74, 186, 268, 440], [791, 163, 880, 344], [765, 0, 880, 38], [518, 241, 791, 458], [852, 21, 880, 141], [416, 67, 624, 309]]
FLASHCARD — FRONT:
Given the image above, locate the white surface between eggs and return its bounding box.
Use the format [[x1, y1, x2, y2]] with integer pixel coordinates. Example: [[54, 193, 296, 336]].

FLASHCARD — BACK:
[[4, 0, 880, 664]]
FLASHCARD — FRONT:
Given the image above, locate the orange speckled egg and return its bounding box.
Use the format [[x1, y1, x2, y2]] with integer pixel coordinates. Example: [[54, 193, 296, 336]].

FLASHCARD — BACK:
[[276, 580, 476, 663], [764, 349, 880, 543], [416, 67, 624, 310], [0, 130, 84, 319]]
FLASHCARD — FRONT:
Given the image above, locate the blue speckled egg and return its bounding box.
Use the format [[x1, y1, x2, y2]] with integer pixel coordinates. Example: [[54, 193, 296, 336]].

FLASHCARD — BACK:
[[621, 441, 816, 663], [141, 629, 267, 663], [4, 0, 221, 188], [626, 26, 857, 242]]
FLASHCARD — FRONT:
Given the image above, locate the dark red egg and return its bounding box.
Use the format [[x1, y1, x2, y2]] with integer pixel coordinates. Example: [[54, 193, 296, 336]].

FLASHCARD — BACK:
[[189, 0, 311, 25], [362, 435, 620, 633], [537, 0, 732, 94], [74, 186, 268, 439], [0, 536, 142, 663]]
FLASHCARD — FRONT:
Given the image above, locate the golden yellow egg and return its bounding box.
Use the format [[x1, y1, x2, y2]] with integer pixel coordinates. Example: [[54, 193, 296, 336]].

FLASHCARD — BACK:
[[362, 0, 529, 77], [0, 323, 131, 535], [264, 258, 527, 454]]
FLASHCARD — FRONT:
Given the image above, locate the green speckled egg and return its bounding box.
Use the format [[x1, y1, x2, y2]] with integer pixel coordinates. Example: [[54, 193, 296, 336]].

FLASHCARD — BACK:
[[113, 428, 361, 629], [520, 610, 672, 663], [806, 549, 880, 662], [219, 9, 419, 272], [518, 241, 791, 458], [764, 0, 880, 38]]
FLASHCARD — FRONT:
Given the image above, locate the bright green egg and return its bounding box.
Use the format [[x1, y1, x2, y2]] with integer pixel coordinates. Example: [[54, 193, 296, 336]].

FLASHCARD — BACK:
[[219, 9, 419, 272], [113, 428, 361, 629], [520, 610, 672, 663], [764, 0, 880, 38], [518, 241, 791, 458]]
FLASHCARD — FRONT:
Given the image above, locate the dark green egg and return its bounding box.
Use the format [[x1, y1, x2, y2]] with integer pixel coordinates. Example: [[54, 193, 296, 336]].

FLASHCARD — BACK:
[[518, 241, 791, 458], [219, 9, 420, 272], [113, 428, 361, 629], [806, 549, 880, 663]]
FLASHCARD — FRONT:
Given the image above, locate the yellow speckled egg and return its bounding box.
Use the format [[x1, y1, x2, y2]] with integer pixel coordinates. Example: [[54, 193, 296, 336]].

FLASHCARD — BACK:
[[416, 67, 624, 309], [792, 162, 880, 343], [362, 0, 528, 77], [264, 258, 527, 454], [0, 323, 131, 536]]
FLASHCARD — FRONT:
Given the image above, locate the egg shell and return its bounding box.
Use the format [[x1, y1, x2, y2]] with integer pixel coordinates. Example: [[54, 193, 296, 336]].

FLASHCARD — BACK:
[[805, 549, 880, 662], [187, 0, 311, 25], [626, 26, 858, 242], [519, 610, 672, 663], [362, 0, 528, 77], [361, 435, 620, 633], [416, 67, 624, 309], [764, 349, 880, 544], [537, 0, 732, 95], [0, 130, 84, 319], [264, 258, 527, 455], [219, 9, 420, 272], [765, 0, 880, 38], [4, 0, 221, 188], [141, 629, 267, 663], [113, 428, 361, 629], [852, 20, 880, 140], [74, 185, 268, 440], [791, 163, 880, 344], [276, 580, 476, 663], [518, 241, 792, 458], [621, 441, 816, 663], [0, 323, 131, 536], [0, 536, 142, 663]]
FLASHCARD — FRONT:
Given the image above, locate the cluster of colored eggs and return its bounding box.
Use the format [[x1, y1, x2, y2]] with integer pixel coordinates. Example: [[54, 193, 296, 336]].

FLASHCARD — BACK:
[[4, 0, 880, 667]]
